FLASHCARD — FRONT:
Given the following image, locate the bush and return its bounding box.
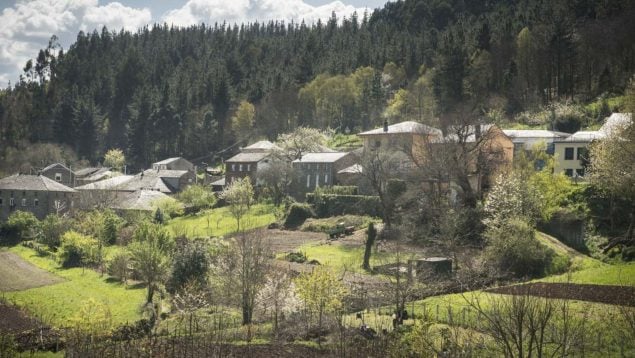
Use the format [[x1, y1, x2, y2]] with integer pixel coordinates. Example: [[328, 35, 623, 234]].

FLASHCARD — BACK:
[[284, 203, 315, 229], [177, 184, 217, 213], [107, 251, 131, 283], [57, 231, 99, 268], [286, 251, 308, 263], [2, 211, 39, 244], [306, 193, 382, 218], [484, 218, 554, 278], [38, 214, 71, 249], [151, 198, 184, 220], [168, 241, 210, 292], [622, 247, 635, 262], [300, 215, 378, 233], [313, 186, 358, 196]]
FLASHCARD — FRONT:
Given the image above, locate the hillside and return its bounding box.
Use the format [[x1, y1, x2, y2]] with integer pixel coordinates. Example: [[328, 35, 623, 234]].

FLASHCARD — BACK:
[[1, 0, 634, 172]]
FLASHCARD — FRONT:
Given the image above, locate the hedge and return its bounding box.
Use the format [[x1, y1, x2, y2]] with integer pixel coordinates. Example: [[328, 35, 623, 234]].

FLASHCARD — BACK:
[[284, 203, 315, 229], [306, 193, 382, 218]]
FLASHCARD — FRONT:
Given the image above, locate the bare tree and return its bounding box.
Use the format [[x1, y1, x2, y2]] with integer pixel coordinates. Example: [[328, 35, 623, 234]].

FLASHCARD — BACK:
[[218, 229, 271, 325]]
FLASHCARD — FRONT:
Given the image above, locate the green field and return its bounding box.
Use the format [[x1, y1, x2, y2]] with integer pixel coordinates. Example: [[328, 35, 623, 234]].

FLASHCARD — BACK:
[[167, 204, 278, 238], [3, 246, 145, 328], [297, 241, 404, 273]]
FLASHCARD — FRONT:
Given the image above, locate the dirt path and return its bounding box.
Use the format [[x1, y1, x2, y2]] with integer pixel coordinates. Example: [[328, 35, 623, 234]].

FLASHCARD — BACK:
[[488, 282, 635, 306], [0, 251, 64, 291], [0, 302, 43, 333]]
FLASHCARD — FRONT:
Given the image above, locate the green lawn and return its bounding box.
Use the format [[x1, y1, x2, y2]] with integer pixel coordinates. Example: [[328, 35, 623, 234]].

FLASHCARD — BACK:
[[3, 246, 145, 328], [543, 262, 635, 286], [167, 204, 277, 238], [297, 241, 405, 273]]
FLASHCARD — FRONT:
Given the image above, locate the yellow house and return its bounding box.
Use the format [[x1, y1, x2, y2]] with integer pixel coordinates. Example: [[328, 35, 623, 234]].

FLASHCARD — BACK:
[[553, 113, 632, 178], [357, 121, 514, 193], [553, 131, 601, 178]]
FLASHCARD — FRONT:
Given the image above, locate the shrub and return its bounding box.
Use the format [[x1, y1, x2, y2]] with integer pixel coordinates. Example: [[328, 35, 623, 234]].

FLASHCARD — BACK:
[[107, 251, 131, 283], [300, 215, 378, 233], [2, 211, 40, 244], [286, 251, 308, 263], [58, 231, 99, 268], [151, 198, 184, 220], [306, 193, 382, 218], [168, 241, 210, 292], [177, 184, 217, 213], [622, 247, 635, 262], [484, 218, 554, 278], [313, 186, 358, 196], [38, 214, 71, 249], [284, 203, 315, 229]]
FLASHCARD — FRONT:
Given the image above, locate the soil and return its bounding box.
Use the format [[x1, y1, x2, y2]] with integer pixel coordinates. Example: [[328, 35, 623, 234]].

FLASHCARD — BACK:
[[487, 282, 635, 307], [0, 251, 64, 291], [0, 302, 42, 333], [263, 229, 327, 253]]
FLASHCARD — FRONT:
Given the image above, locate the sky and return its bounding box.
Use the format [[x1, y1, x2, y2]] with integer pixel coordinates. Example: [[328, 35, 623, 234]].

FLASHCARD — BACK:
[[0, 0, 391, 86]]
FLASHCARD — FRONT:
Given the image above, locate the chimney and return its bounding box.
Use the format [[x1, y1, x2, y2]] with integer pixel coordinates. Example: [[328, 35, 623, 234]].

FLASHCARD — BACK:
[[383, 120, 389, 133]]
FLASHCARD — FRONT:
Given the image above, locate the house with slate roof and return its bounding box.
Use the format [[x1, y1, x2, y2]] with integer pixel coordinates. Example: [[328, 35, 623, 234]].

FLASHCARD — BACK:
[[224, 140, 280, 186], [0, 174, 76, 221], [292, 151, 354, 196], [40, 163, 76, 187]]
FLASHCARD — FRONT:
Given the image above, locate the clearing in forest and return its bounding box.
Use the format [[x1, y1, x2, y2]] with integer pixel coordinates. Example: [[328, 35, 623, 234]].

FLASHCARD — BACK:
[[0, 251, 64, 291]]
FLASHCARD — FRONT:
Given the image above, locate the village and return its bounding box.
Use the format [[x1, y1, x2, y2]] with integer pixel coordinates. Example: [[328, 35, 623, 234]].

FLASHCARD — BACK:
[[1, 0, 635, 356], [1, 112, 634, 356]]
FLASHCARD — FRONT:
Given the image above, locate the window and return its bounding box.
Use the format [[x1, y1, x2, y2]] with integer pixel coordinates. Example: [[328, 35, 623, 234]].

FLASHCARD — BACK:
[[306, 174, 311, 188], [0, 197, 3, 206], [577, 147, 588, 160], [315, 174, 320, 187], [564, 147, 574, 160], [34, 198, 39, 206], [546, 143, 555, 155], [21, 198, 27, 206], [565, 169, 574, 177], [231, 164, 236, 171], [324, 174, 328, 184], [247, 164, 251, 171], [55, 172, 62, 181], [10, 198, 15, 206], [374, 140, 381, 148], [576, 168, 585, 177], [239, 164, 243, 172]]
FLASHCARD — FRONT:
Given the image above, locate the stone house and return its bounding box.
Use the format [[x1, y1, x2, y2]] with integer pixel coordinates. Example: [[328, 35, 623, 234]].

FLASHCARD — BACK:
[[292, 152, 354, 197], [40, 163, 76, 187], [358, 121, 443, 163], [224, 141, 280, 186], [0, 174, 76, 221], [152, 157, 194, 171]]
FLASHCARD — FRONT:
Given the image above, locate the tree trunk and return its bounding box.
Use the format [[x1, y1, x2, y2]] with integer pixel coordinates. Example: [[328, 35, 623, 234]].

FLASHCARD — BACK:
[[362, 223, 376, 271], [146, 283, 154, 304]]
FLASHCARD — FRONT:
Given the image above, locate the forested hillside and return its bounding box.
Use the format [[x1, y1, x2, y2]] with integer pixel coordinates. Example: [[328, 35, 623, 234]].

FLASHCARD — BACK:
[[1, 0, 634, 170]]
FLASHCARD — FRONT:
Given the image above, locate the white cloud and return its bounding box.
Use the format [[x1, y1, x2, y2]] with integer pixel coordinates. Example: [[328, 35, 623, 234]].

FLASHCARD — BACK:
[[81, 2, 152, 32], [162, 0, 366, 27], [0, 0, 150, 86], [0, 0, 367, 86]]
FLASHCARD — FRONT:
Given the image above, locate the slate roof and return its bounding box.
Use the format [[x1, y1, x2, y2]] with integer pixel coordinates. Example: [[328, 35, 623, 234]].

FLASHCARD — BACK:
[[358, 121, 442, 136], [502, 129, 571, 139], [75, 167, 107, 177], [0, 174, 76, 192], [75, 169, 188, 193], [153, 157, 183, 165], [337, 164, 363, 174], [211, 177, 226, 186], [41, 163, 74, 173], [556, 131, 604, 142], [83, 169, 115, 182], [242, 140, 281, 153], [293, 152, 349, 163], [226, 152, 270, 163], [75, 175, 135, 190], [111, 190, 171, 211]]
